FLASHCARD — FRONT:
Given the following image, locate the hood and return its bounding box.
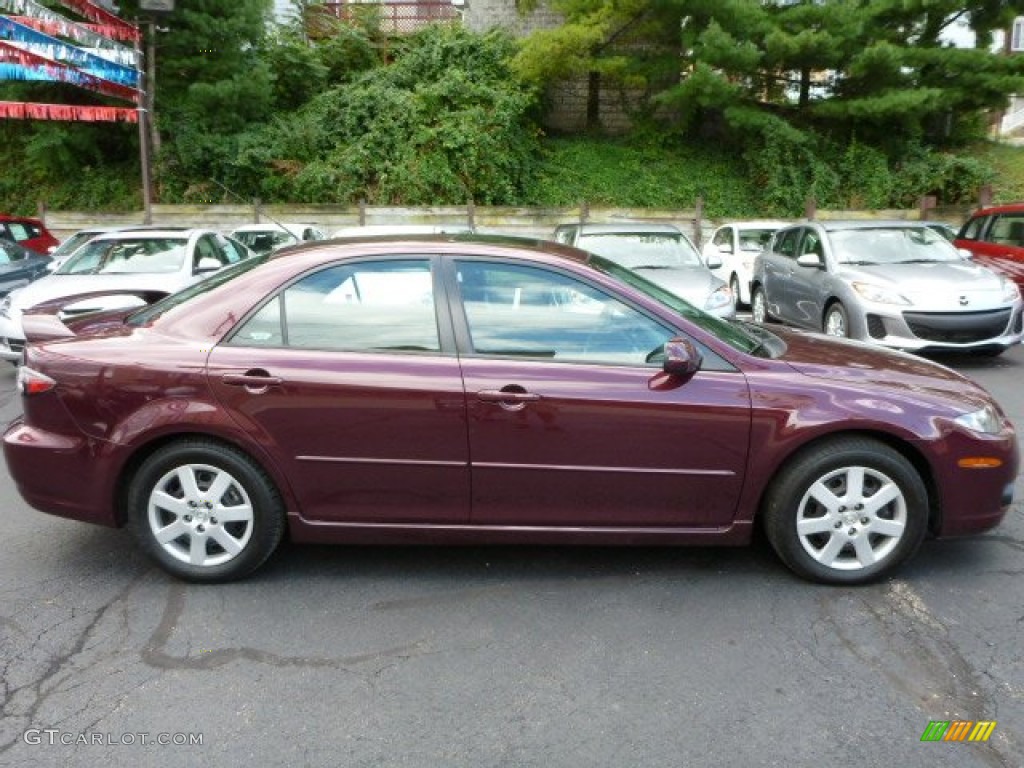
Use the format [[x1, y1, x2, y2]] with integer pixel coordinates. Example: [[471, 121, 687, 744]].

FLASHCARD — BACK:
[[9, 272, 188, 313], [632, 266, 724, 306], [769, 326, 992, 409], [839, 261, 1009, 308]]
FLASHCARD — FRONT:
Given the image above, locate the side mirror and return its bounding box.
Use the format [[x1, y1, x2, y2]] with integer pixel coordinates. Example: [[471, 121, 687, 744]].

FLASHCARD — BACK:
[[705, 254, 723, 270], [662, 337, 702, 382], [796, 253, 823, 268], [195, 257, 222, 274]]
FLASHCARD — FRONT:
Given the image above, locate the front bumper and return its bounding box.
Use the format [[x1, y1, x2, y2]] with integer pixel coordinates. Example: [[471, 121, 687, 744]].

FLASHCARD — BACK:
[[853, 304, 1024, 353]]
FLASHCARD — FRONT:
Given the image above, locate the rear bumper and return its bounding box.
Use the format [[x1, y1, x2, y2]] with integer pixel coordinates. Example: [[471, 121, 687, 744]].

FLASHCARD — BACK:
[[3, 419, 118, 526]]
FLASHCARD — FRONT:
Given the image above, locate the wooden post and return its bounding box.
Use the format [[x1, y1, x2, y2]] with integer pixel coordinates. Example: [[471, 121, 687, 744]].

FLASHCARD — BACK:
[[979, 185, 993, 208], [359, 200, 366, 226], [693, 196, 704, 245], [918, 195, 937, 220], [580, 201, 589, 224], [805, 196, 817, 221], [467, 199, 475, 231], [36, 200, 46, 225], [254, 198, 262, 224]]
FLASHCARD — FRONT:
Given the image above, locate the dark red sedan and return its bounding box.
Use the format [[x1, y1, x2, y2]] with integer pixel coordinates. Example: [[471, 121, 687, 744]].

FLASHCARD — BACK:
[[3, 236, 1018, 584]]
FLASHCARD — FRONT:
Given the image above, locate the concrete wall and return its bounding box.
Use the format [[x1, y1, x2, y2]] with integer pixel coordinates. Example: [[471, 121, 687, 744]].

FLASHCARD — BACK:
[[40, 203, 968, 247]]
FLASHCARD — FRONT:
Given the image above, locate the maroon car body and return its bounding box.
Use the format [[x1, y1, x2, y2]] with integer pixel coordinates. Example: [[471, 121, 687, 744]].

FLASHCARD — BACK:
[[3, 236, 1018, 584]]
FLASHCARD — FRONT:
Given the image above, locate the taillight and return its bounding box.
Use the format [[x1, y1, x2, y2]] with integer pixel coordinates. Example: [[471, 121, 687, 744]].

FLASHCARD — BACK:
[[17, 367, 56, 396]]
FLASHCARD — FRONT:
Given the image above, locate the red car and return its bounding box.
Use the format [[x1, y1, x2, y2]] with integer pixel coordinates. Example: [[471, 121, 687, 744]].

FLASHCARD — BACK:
[[955, 202, 1024, 287], [0, 214, 60, 255], [3, 236, 1018, 584]]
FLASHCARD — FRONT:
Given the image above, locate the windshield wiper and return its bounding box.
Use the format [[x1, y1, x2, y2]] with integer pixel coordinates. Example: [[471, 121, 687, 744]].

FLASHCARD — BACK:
[[631, 264, 673, 270], [839, 260, 879, 266]]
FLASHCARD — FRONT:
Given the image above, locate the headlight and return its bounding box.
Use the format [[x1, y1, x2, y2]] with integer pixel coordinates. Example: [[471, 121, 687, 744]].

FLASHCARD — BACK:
[[954, 405, 1003, 435], [704, 285, 732, 311], [851, 282, 911, 306], [1000, 276, 1020, 303]]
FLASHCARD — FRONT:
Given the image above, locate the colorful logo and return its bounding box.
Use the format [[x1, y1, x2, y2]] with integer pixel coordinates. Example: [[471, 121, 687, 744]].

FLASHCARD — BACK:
[[921, 721, 996, 742]]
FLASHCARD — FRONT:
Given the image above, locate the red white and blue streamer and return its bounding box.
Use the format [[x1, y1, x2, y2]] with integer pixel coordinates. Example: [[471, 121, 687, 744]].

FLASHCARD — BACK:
[[0, 0, 135, 65], [0, 16, 138, 85]]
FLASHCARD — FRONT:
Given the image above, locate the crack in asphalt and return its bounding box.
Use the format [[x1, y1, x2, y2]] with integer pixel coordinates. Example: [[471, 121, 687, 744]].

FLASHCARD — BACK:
[[815, 580, 1019, 768]]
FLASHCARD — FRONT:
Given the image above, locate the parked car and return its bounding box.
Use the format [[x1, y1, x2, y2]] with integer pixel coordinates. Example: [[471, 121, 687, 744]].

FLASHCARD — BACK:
[[0, 214, 59, 254], [44, 224, 191, 272], [954, 203, 1024, 287], [0, 228, 252, 364], [4, 235, 1017, 586], [230, 223, 326, 256], [553, 223, 734, 318], [701, 220, 787, 308], [332, 224, 474, 237], [750, 221, 1023, 355], [0, 238, 53, 296]]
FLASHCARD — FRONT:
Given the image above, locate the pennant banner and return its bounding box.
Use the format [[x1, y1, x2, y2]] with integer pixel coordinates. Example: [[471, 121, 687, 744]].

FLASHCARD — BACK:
[[0, 0, 135, 64], [0, 16, 138, 85], [0, 99, 138, 121], [0, 41, 139, 102], [50, 0, 138, 42]]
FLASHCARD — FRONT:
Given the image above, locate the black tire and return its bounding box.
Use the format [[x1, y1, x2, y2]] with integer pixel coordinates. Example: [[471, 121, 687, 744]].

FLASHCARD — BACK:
[[730, 274, 744, 310], [128, 439, 285, 583], [751, 286, 771, 323], [762, 437, 928, 585], [823, 302, 849, 338]]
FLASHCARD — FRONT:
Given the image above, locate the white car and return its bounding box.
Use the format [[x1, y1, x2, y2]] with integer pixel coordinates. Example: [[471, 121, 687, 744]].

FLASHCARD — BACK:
[[229, 222, 326, 255], [332, 224, 474, 238], [0, 228, 252, 363], [702, 220, 787, 308]]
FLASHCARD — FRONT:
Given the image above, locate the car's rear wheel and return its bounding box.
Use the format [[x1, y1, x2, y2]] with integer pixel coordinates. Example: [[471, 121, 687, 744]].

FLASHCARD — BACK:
[[763, 437, 928, 585], [128, 439, 285, 582], [823, 302, 849, 337], [730, 274, 744, 310]]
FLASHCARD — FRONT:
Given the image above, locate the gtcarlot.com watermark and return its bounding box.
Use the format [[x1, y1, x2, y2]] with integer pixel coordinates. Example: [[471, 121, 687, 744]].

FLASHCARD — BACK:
[[23, 729, 203, 747]]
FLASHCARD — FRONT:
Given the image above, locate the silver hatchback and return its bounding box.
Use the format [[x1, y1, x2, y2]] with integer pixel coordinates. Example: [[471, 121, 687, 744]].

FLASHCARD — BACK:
[[750, 221, 1024, 355]]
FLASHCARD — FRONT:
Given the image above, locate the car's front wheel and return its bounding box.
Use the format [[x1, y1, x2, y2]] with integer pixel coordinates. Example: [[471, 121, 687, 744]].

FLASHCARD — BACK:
[[823, 302, 849, 337], [128, 439, 285, 582], [763, 437, 928, 584]]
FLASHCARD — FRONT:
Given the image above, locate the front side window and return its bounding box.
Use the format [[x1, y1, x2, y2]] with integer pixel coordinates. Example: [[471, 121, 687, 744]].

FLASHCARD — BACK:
[[232, 259, 439, 353], [775, 229, 800, 258], [712, 228, 732, 248], [989, 214, 1024, 247], [456, 261, 671, 366]]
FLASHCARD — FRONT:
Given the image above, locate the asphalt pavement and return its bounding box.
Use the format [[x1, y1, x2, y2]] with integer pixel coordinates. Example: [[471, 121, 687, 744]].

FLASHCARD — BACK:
[[0, 349, 1022, 768]]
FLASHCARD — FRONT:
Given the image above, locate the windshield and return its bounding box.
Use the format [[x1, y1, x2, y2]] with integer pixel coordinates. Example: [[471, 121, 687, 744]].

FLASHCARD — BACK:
[[737, 228, 779, 251], [577, 232, 704, 269], [58, 237, 187, 275], [831, 227, 961, 265], [590, 255, 765, 355], [233, 229, 297, 254], [126, 253, 270, 326]]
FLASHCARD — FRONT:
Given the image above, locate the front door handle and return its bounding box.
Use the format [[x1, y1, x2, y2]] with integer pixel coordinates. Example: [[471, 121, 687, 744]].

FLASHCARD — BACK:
[[221, 371, 283, 392], [477, 387, 541, 411]]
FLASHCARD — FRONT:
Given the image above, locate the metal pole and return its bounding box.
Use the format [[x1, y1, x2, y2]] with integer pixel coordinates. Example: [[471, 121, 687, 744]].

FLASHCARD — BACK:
[[136, 25, 153, 224]]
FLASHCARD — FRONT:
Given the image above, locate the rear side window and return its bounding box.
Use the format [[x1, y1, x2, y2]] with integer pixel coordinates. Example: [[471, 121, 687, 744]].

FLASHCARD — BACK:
[[988, 214, 1024, 247], [776, 229, 800, 258], [231, 259, 440, 353]]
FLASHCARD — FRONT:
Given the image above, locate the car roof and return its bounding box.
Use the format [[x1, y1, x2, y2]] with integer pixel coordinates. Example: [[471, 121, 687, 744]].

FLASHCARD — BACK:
[[718, 220, 789, 229], [968, 203, 1024, 216], [231, 223, 312, 233], [87, 228, 208, 241], [788, 220, 935, 232], [564, 223, 684, 235], [276, 233, 586, 264]]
